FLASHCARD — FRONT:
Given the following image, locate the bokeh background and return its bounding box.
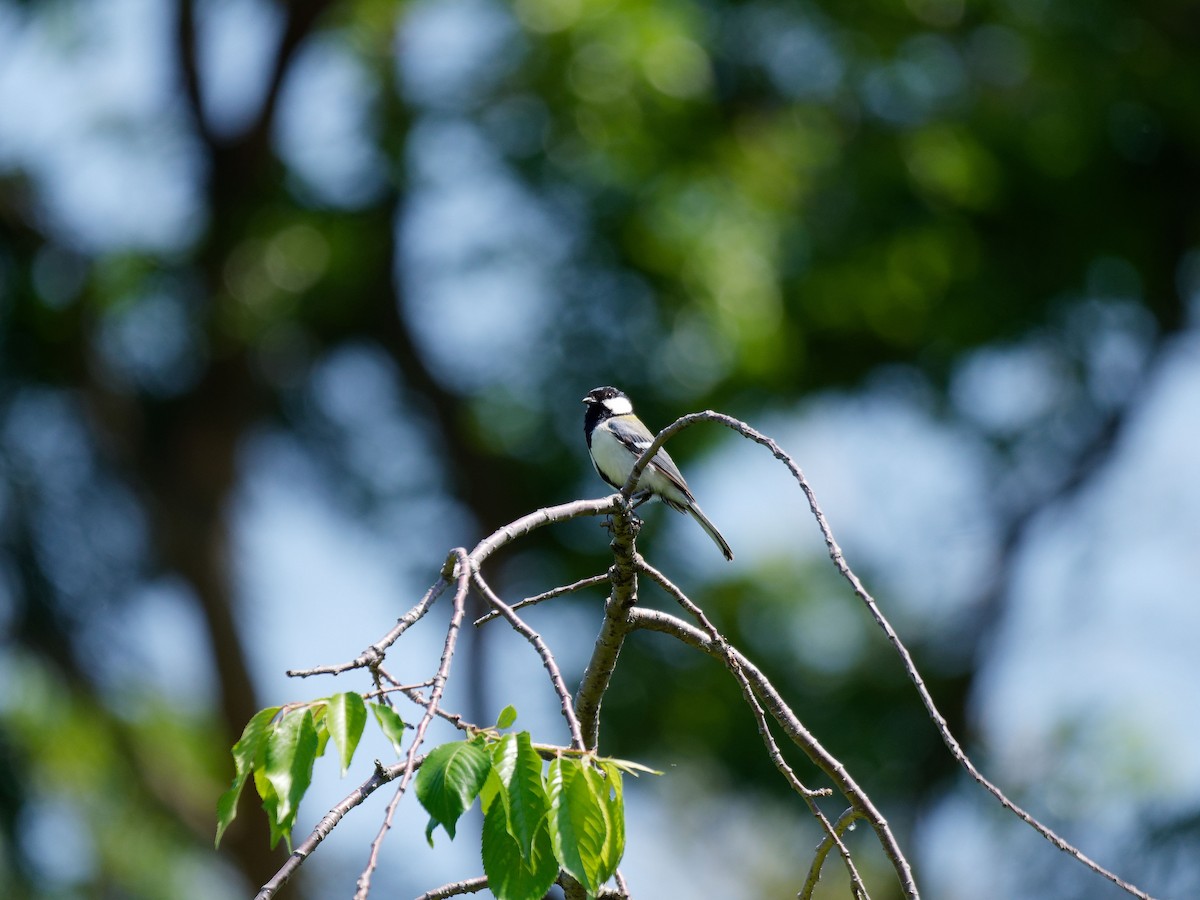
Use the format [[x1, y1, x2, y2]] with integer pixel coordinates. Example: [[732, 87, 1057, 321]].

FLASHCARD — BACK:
[[2, 0, 1199, 897]]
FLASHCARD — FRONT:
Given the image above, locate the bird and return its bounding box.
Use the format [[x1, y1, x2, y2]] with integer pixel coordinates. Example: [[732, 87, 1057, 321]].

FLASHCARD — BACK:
[[582, 386, 733, 561]]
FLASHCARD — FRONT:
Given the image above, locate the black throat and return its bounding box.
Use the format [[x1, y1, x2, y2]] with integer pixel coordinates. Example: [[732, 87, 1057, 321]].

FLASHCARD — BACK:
[[583, 402, 607, 448]]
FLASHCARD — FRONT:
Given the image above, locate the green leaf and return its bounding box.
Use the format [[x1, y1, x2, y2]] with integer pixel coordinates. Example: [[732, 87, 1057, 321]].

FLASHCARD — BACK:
[[215, 705, 280, 847], [496, 705, 518, 729], [326, 692, 367, 775], [604, 757, 663, 777], [594, 762, 626, 884], [415, 740, 491, 842], [262, 708, 320, 851], [254, 768, 288, 851], [490, 733, 518, 812], [371, 702, 407, 756], [547, 756, 606, 894], [504, 732, 549, 862], [478, 766, 504, 815], [313, 717, 330, 760], [482, 790, 557, 900]]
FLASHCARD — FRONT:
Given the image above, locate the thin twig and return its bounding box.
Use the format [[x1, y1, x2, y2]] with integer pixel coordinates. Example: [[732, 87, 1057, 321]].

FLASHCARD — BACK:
[[638, 558, 869, 900], [413, 876, 490, 899], [800, 808, 866, 900], [397, 686, 477, 733], [354, 549, 470, 900], [253, 756, 425, 900], [364, 681, 434, 703], [471, 569, 586, 750], [473, 572, 610, 626], [286, 572, 452, 678], [614, 869, 631, 897], [630, 607, 918, 900]]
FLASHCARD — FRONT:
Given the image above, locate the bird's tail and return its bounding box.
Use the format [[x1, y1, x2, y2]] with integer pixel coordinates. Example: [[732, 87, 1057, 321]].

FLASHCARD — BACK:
[[687, 503, 734, 561]]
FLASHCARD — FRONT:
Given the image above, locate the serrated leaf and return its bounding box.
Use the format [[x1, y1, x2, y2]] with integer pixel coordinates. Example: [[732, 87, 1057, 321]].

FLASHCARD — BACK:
[[215, 705, 281, 847], [496, 705, 518, 729], [489, 734, 517, 822], [594, 762, 625, 884], [547, 756, 606, 894], [415, 740, 491, 842], [326, 692, 367, 775], [371, 702, 406, 756], [482, 790, 557, 900], [491, 733, 518, 786], [262, 709, 319, 851]]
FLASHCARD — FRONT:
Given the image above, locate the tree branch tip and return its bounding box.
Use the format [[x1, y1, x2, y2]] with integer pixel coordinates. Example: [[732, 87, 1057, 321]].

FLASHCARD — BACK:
[[440, 549, 464, 579]]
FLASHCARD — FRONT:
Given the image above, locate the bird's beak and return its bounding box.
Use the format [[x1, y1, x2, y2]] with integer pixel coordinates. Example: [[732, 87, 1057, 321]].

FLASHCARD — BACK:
[[581, 396, 589, 404]]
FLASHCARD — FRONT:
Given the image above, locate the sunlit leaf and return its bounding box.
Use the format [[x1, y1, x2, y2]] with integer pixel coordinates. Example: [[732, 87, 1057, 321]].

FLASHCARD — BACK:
[[262, 708, 320, 850], [604, 757, 663, 777], [479, 765, 504, 814], [505, 732, 549, 862], [326, 692, 367, 775], [496, 705, 518, 729], [546, 756, 606, 893], [595, 761, 626, 883]]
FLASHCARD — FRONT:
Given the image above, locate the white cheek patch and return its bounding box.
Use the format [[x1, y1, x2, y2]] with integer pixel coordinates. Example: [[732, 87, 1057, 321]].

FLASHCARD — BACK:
[[603, 396, 633, 416]]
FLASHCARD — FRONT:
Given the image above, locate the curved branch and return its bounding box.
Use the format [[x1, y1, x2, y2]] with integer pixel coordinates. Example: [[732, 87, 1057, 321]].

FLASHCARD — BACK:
[[801, 808, 866, 900], [630, 607, 917, 899], [636, 558, 869, 899], [473, 573, 610, 627], [471, 569, 586, 750], [287, 566, 454, 678], [629, 409, 1154, 900]]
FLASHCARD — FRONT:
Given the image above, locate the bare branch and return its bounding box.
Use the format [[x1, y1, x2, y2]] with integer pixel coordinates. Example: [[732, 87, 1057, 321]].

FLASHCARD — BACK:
[[472, 569, 586, 750], [800, 808, 866, 900], [395, 685, 476, 734], [414, 876, 490, 900], [630, 409, 1154, 900], [637, 558, 869, 900], [473, 572, 610, 626], [629, 607, 917, 900], [354, 548, 470, 900], [468, 497, 616, 563], [614, 869, 631, 897], [253, 756, 426, 900], [287, 562, 455, 679], [575, 495, 641, 749]]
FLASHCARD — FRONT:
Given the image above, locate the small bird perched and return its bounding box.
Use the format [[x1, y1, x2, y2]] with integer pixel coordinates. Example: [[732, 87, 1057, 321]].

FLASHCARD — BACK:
[[582, 386, 733, 561]]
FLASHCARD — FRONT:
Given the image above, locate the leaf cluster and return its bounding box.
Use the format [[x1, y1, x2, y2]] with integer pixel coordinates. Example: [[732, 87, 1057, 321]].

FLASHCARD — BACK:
[[215, 692, 404, 850], [415, 707, 653, 900]]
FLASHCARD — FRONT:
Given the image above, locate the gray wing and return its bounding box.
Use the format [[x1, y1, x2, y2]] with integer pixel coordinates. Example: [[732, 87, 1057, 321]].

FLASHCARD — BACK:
[[607, 415, 692, 499]]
